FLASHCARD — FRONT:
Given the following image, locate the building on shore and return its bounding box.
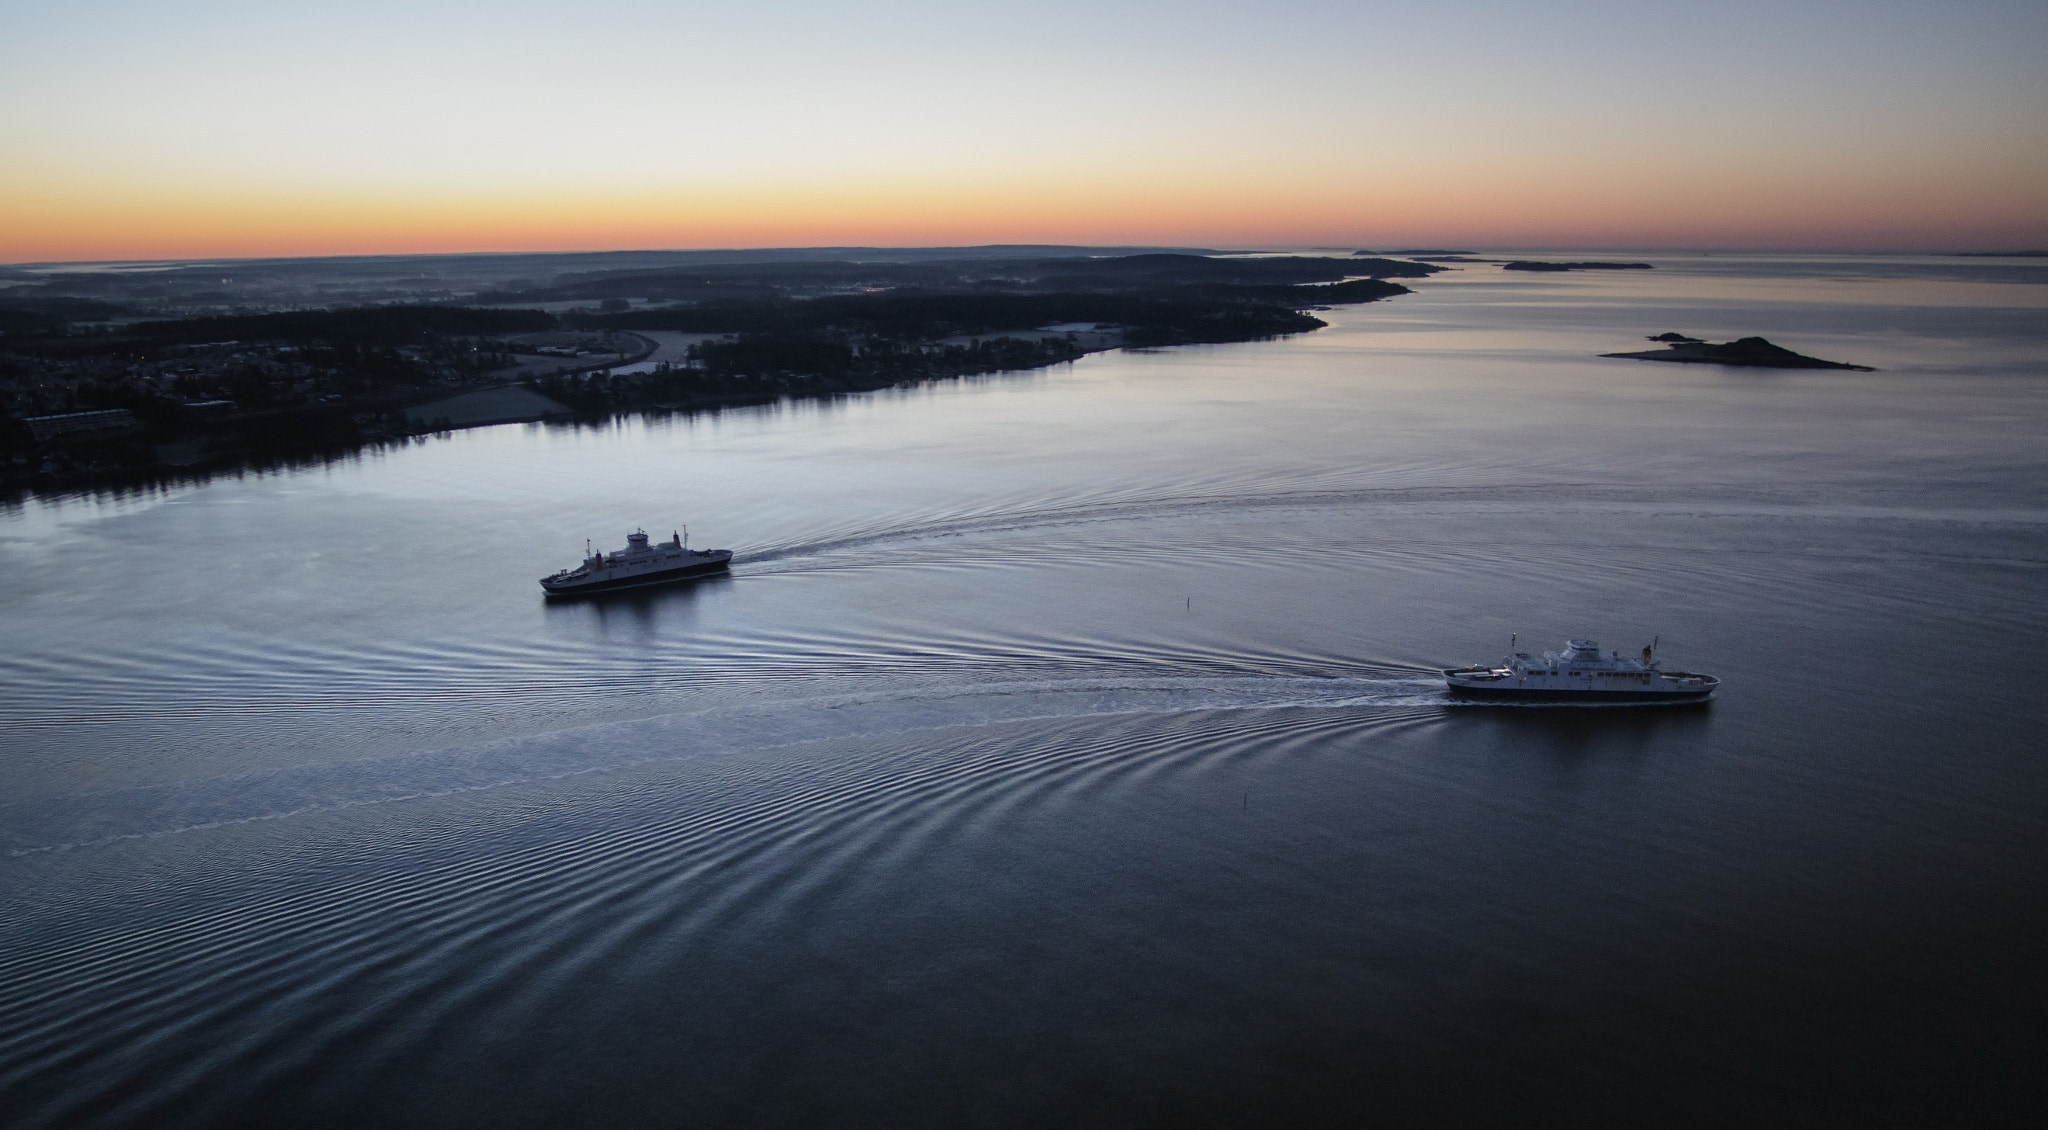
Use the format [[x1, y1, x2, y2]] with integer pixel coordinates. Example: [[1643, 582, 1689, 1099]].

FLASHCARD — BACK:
[[21, 409, 138, 442]]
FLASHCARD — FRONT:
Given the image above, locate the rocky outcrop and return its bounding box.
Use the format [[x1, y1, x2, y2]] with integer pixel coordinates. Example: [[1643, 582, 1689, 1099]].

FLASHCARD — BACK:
[[1602, 335, 1874, 370]]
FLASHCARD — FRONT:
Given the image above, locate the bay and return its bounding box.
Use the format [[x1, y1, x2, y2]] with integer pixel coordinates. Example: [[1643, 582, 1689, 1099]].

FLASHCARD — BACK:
[[3, 253, 2045, 1126]]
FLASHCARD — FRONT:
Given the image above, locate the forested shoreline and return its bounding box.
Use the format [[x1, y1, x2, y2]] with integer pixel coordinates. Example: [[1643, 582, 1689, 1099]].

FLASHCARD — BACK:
[[2, 254, 1431, 496]]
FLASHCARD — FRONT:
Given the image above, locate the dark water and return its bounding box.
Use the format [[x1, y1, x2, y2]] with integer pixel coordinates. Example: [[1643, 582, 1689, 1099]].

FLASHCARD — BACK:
[[4, 254, 2046, 1126]]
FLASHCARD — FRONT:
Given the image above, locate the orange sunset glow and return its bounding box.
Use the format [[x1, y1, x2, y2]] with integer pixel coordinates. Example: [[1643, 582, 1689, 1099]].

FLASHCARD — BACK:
[[5, 0, 2045, 261], [9, 166, 2045, 263]]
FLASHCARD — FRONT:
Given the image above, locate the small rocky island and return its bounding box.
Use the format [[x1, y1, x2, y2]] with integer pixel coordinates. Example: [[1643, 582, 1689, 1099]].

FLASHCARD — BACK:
[[1603, 333, 1874, 370], [1504, 260, 1654, 271]]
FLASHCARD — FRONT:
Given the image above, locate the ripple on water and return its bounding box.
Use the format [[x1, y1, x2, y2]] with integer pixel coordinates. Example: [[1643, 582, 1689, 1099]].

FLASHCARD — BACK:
[[0, 703, 1441, 1128]]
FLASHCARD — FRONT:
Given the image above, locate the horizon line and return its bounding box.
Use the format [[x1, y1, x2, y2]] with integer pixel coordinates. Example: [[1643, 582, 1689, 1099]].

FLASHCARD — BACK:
[[9, 244, 2047, 271]]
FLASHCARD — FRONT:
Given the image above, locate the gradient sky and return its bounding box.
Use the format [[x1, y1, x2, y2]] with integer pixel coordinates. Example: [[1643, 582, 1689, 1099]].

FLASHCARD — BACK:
[[3, 0, 2045, 261]]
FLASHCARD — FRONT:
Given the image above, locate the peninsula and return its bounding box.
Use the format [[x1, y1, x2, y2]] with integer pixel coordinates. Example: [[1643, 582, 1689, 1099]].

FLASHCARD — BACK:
[[2, 248, 1440, 496]]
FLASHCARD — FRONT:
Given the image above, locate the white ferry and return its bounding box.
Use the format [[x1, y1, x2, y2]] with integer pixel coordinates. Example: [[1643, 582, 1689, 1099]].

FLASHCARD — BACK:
[[540, 529, 732, 596], [1444, 637, 1717, 704]]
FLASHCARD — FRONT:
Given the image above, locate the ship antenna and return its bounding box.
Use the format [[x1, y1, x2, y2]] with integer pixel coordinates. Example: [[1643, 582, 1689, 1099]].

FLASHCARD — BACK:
[[682, 524, 688, 549]]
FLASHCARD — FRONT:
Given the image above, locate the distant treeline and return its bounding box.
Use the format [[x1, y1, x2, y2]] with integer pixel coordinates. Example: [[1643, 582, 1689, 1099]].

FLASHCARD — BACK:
[[0, 295, 132, 337], [486, 253, 1437, 304], [528, 336, 1097, 416], [5, 283, 1391, 352], [130, 306, 554, 346], [17, 287, 1386, 353], [4, 253, 1433, 346], [1201, 279, 1413, 305], [571, 290, 1340, 342], [1022, 254, 1435, 287]]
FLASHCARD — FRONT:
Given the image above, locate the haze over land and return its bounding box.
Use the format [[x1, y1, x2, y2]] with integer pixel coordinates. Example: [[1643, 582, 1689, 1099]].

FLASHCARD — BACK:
[[4, 0, 2046, 261]]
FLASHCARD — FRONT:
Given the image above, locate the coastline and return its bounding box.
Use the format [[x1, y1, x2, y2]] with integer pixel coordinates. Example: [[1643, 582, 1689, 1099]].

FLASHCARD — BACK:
[[1, 252, 1430, 500], [1, 321, 1288, 501]]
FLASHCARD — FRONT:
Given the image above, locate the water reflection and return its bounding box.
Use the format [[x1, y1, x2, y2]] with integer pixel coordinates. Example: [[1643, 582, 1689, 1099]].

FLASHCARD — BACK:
[[540, 572, 729, 637], [1460, 700, 1715, 766]]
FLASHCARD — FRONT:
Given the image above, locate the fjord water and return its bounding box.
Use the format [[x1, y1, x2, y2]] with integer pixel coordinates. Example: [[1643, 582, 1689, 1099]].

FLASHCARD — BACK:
[[4, 255, 2046, 1126]]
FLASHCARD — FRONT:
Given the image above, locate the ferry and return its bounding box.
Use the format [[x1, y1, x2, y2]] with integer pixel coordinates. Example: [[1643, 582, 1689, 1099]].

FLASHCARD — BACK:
[[1444, 637, 1717, 704], [540, 529, 732, 596]]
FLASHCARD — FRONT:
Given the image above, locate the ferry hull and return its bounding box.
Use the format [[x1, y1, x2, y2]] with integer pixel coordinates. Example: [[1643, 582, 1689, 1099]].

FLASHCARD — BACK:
[[1444, 682, 1715, 705], [540, 555, 730, 597], [1443, 668, 1716, 705]]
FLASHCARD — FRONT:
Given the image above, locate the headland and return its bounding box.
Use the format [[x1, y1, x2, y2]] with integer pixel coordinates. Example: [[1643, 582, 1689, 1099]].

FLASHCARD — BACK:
[[1, 249, 1439, 497]]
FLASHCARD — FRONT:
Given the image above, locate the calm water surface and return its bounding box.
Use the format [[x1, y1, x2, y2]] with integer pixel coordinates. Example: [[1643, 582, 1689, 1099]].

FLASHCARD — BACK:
[[4, 254, 2046, 1126]]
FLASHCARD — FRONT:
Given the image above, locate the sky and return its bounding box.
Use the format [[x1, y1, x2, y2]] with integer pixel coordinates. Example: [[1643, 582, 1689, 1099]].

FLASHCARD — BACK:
[[2, 0, 2044, 262]]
